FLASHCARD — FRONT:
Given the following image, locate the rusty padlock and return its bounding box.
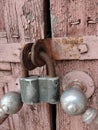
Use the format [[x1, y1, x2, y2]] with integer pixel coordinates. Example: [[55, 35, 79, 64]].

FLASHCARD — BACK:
[[37, 51, 59, 104], [31, 40, 60, 104], [20, 40, 60, 105]]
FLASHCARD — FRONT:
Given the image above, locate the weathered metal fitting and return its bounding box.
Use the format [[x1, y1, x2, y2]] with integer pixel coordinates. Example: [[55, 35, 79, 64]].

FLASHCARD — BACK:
[[0, 92, 23, 125], [20, 39, 59, 105], [82, 108, 97, 124], [60, 71, 95, 116], [60, 87, 87, 115], [0, 92, 23, 115], [20, 76, 39, 105], [62, 71, 95, 98], [78, 44, 88, 54], [31, 39, 46, 67], [20, 76, 60, 104], [39, 76, 59, 104], [20, 43, 36, 70]]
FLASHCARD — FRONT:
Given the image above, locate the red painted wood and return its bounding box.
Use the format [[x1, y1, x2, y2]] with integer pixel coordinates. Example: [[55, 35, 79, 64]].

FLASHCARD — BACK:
[[0, 63, 11, 71], [0, 0, 5, 31], [0, 0, 52, 130], [50, 0, 98, 130]]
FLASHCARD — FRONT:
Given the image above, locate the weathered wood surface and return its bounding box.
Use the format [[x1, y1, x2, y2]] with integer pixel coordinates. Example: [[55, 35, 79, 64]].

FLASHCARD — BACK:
[[50, 0, 98, 130], [0, 0, 51, 130]]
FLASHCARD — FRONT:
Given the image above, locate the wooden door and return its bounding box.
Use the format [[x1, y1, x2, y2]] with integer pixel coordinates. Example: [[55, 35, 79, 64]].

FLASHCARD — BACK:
[[0, 0, 52, 130], [50, 0, 98, 130], [0, 0, 98, 130]]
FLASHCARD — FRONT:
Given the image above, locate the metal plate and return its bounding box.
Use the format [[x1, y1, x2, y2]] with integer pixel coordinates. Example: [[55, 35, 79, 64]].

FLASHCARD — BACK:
[[62, 71, 95, 98], [42, 36, 98, 60]]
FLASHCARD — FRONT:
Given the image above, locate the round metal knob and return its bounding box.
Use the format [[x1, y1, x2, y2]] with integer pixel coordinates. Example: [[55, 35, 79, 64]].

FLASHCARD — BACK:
[[0, 92, 23, 114], [60, 87, 87, 115]]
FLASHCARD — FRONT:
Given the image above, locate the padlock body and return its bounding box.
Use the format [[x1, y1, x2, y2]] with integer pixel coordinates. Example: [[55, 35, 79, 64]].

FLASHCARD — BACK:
[[39, 76, 59, 104], [20, 76, 39, 105]]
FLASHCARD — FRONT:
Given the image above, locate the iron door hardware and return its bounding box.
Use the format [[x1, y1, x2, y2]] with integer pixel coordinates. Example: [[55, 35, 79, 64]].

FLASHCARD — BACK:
[[0, 92, 23, 124], [0, 36, 98, 126], [60, 71, 98, 129], [19, 40, 60, 105], [0, 39, 60, 125], [1, 36, 98, 63]]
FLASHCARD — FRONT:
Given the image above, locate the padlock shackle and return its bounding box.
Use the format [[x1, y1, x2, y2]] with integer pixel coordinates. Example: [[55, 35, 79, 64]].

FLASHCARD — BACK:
[[39, 51, 56, 77], [20, 41, 56, 78], [21, 65, 29, 78]]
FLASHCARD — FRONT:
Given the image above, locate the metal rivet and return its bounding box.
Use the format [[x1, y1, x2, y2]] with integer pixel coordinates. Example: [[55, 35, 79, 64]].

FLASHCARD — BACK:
[[78, 44, 88, 54]]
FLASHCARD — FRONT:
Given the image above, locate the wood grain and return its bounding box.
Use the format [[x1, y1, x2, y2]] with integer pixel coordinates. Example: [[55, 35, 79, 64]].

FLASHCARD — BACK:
[[0, 0, 5, 31], [0, 0, 51, 130], [50, 0, 98, 37], [0, 63, 11, 71], [50, 0, 98, 130]]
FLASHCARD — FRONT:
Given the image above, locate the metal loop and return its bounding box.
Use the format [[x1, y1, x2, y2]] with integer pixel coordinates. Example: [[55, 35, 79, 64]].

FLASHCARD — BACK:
[[31, 40, 46, 67], [31, 39, 56, 77], [39, 51, 56, 77], [20, 43, 36, 71]]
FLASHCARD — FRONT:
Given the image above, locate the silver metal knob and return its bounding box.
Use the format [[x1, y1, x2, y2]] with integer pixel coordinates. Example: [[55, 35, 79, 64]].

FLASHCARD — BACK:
[[60, 87, 87, 115], [61, 71, 95, 116], [0, 92, 23, 114], [0, 92, 23, 125]]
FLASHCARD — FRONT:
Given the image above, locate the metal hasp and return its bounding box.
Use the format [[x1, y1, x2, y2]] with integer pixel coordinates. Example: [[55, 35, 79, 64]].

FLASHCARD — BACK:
[[35, 36, 98, 61], [0, 92, 23, 124], [60, 71, 95, 116], [20, 40, 59, 105], [1, 36, 98, 62]]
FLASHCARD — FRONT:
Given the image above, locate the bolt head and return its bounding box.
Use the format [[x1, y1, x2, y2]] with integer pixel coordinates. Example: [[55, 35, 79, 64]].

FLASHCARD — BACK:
[[78, 44, 88, 54]]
